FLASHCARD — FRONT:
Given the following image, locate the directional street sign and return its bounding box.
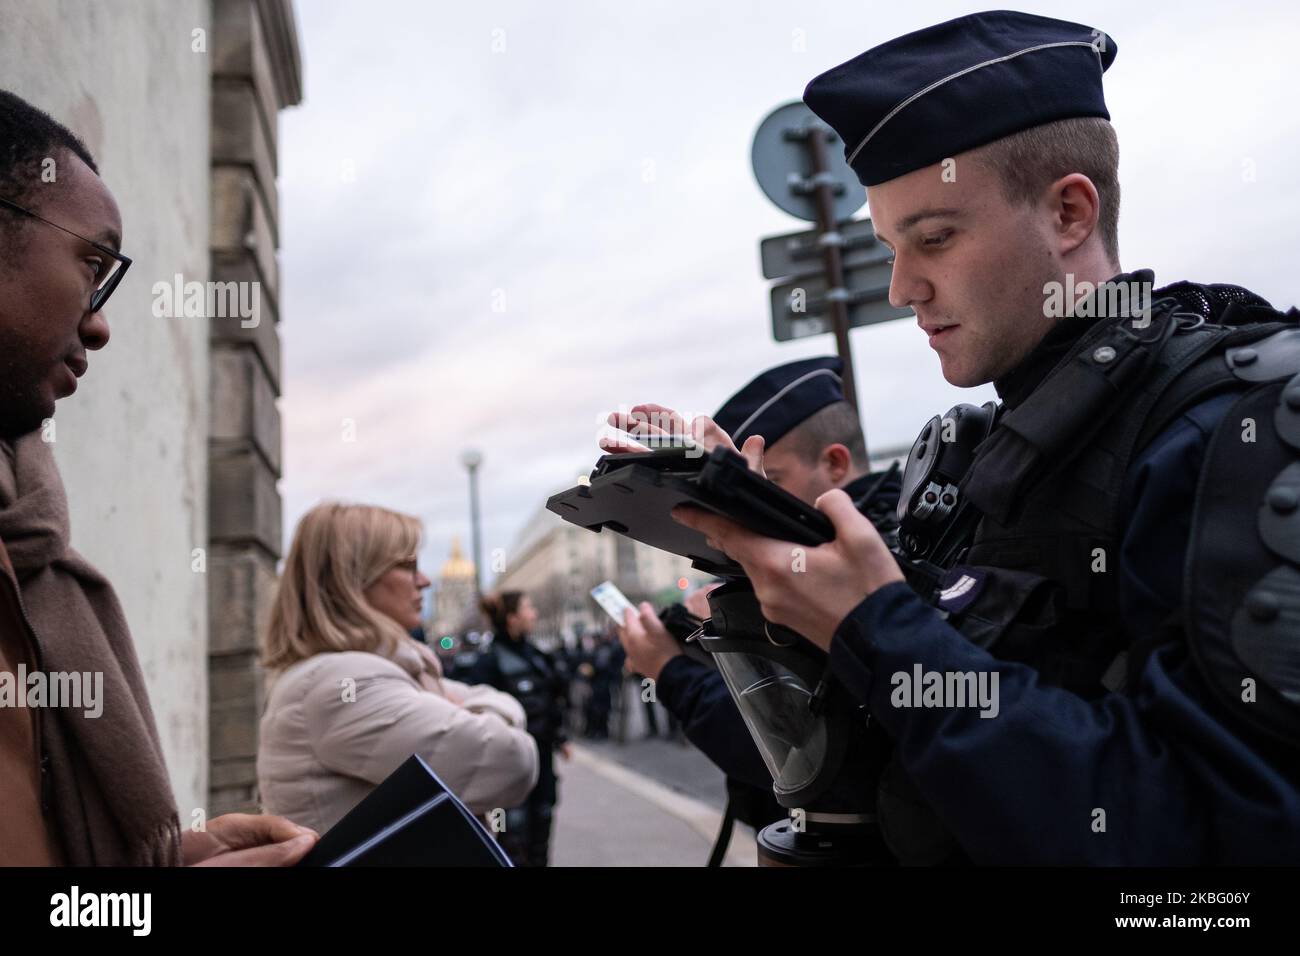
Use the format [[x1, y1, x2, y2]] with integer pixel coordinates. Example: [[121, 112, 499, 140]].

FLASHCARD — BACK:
[[770, 257, 913, 342], [760, 216, 889, 280]]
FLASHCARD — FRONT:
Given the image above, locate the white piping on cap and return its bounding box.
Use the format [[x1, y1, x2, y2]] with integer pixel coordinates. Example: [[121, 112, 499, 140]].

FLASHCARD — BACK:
[[731, 367, 842, 443], [846, 40, 1104, 167]]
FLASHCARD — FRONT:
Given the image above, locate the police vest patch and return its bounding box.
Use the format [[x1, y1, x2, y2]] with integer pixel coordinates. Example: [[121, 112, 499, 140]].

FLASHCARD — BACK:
[[936, 567, 987, 615]]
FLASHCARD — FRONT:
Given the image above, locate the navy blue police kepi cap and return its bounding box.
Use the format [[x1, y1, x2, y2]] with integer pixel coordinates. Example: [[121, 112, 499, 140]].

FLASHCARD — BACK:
[[803, 10, 1117, 187], [713, 357, 846, 447]]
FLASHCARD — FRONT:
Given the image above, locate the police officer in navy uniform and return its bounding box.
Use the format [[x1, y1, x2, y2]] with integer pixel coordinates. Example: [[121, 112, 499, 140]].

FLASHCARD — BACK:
[[615, 357, 902, 861], [468, 591, 571, 866], [581, 629, 622, 739], [662, 11, 1300, 863]]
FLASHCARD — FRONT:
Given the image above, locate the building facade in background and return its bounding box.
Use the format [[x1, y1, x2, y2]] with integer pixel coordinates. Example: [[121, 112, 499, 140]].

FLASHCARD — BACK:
[[0, 0, 301, 818], [494, 505, 710, 644]]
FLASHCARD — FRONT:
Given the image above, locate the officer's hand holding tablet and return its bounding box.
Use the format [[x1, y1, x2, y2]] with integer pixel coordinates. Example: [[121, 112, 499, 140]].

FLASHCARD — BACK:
[[600, 402, 904, 650], [671, 487, 902, 650]]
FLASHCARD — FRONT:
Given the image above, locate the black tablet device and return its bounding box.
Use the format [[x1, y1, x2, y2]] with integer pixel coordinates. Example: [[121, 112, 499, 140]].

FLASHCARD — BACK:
[[546, 445, 835, 576]]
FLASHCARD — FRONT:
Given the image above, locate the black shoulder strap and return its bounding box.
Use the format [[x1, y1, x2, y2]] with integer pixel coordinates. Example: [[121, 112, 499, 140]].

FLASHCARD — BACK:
[[964, 300, 1212, 527], [1135, 315, 1300, 453]]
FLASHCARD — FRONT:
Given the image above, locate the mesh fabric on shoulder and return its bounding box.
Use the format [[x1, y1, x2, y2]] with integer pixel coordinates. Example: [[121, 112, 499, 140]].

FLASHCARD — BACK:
[[1154, 280, 1274, 322]]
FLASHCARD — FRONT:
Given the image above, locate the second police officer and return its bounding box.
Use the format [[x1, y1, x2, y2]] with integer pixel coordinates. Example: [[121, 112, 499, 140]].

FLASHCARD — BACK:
[[615, 357, 902, 861]]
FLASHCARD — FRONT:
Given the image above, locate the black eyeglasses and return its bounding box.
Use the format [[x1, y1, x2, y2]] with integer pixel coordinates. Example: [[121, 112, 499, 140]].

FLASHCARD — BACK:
[[0, 196, 131, 313]]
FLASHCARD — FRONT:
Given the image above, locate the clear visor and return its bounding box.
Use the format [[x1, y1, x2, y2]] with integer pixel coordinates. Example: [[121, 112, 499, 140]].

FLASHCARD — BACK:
[[712, 650, 828, 792]]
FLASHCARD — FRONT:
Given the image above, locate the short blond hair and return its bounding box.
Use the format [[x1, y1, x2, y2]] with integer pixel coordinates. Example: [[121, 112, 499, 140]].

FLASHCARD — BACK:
[[778, 400, 868, 470], [262, 501, 423, 670], [974, 116, 1121, 265]]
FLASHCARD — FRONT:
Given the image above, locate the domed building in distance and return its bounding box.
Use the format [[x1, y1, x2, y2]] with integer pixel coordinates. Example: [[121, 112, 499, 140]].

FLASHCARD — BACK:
[[429, 537, 480, 639]]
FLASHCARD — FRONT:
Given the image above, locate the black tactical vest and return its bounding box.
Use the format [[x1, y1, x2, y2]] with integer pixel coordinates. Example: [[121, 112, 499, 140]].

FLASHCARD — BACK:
[[957, 282, 1293, 692], [877, 275, 1300, 864]]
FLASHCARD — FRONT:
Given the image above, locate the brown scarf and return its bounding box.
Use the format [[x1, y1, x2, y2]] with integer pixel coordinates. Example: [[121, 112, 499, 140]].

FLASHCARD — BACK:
[[0, 431, 181, 866]]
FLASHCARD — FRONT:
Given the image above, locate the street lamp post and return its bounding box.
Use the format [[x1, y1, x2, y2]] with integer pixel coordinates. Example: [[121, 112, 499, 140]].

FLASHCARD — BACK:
[[460, 449, 484, 602]]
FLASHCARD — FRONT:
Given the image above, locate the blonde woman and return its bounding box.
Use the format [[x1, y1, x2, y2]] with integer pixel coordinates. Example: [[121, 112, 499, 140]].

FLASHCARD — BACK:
[[257, 502, 538, 835]]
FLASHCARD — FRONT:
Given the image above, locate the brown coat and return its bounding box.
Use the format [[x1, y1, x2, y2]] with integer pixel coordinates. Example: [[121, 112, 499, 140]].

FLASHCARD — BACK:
[[0, 534, 62, 865]]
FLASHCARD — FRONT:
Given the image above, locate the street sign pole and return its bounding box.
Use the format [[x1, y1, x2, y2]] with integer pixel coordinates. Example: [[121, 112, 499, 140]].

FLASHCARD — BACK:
[[752, 101, 876, 422], [754, 101, 914, 440], [805, 124, 858, 413]]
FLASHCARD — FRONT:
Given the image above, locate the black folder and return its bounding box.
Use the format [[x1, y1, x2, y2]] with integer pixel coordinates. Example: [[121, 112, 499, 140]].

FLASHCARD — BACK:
[[297, 754, 513, 867]]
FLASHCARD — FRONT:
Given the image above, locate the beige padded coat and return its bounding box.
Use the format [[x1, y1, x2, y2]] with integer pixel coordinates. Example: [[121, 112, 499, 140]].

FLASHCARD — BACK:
[[257, 638, 539, 834]]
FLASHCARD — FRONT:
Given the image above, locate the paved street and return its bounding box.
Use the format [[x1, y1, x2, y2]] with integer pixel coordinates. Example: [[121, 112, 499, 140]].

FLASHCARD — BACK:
[[580, 691, 729, 810], [551, 744, 757, 867], [550, 688, 758, 866]]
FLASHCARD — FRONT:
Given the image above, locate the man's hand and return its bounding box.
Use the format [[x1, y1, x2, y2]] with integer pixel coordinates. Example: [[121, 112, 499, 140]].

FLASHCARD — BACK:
[[602, 404, 767, 474], [683, 583, 720, 620], [616, 602, 682, 682], [183, 813, 319, 867], [672, 489, 904, 650]]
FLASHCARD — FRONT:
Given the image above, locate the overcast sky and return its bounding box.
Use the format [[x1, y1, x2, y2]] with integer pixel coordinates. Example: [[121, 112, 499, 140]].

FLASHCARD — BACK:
[[278, 0, 1300, 595]]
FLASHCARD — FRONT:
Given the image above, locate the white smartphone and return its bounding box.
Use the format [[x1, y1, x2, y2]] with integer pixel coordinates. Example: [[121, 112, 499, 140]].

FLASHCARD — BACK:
[[590, 580, 637, 624]]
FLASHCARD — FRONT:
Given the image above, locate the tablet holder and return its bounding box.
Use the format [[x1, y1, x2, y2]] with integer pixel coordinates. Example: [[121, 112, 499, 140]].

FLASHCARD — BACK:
[[548, 445, 893, 866]]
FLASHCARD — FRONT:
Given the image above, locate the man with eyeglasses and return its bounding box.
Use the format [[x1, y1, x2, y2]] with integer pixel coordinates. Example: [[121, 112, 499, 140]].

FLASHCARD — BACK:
[[0, 142, 124, 435], [0, 89, 317, 866]]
